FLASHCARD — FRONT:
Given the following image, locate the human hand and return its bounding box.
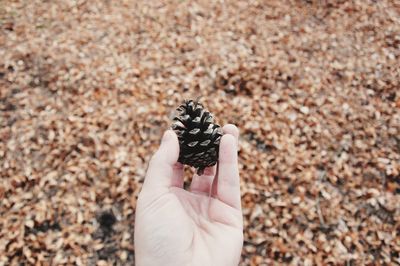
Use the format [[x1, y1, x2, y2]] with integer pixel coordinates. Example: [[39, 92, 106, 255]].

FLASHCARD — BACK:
[[134, 124, 243, 266]]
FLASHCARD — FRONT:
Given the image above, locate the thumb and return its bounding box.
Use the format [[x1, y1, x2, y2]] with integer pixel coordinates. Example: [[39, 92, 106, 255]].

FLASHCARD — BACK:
[[143, 130, 181, 189]]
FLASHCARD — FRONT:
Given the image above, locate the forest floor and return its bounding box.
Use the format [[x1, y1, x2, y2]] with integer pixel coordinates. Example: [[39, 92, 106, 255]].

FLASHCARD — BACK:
[[1, 0, 399, 265]]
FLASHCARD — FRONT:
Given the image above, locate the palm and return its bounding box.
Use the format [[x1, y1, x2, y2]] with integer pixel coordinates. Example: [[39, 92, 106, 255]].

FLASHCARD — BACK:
[[135, 125, 243, 266]]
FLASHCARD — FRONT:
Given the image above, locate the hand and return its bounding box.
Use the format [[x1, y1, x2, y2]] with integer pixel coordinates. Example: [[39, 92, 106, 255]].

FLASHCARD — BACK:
[[134, 124, 243, 266]]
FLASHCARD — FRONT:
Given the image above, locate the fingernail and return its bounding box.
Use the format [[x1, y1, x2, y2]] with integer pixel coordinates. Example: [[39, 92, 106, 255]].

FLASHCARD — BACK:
[[225, 133, 238, 148], [161, 130, 173, 143]]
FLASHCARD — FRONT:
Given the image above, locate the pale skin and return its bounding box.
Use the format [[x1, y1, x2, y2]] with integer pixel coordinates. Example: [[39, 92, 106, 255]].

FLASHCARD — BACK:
[[134, 124, 243, 266]]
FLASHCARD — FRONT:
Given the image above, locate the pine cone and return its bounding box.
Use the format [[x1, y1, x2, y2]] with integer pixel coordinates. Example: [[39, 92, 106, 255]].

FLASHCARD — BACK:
[[172, 100, 223, 175]]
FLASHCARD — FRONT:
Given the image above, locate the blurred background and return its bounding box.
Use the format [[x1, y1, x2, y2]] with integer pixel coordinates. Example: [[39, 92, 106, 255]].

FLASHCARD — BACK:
[[1, 0, 399, 265]]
